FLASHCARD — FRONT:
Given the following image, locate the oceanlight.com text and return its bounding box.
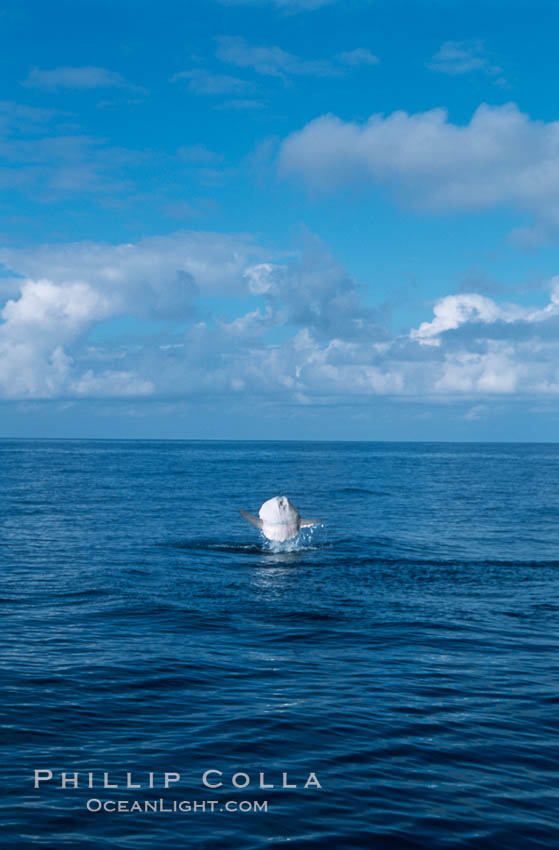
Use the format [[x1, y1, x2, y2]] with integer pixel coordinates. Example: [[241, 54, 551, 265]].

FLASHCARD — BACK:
[[86, 798, 269, 813]]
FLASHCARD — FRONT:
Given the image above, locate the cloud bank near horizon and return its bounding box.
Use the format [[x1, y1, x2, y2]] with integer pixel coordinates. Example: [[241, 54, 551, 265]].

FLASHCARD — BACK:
[[1, 230, 559, 407]]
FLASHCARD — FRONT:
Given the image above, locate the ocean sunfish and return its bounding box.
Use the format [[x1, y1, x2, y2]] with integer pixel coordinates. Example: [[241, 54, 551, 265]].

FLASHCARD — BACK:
[[240, 496, 321, 542]]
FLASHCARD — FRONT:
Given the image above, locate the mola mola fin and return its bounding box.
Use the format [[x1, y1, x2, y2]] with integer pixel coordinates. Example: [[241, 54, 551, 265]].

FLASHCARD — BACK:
[[239, 509, 263, 530], [299, 518, 322, 527]]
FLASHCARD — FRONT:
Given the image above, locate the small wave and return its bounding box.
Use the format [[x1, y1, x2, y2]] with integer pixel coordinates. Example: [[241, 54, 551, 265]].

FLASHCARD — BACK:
[[339, 553, 559, 569], [340, 487, 388, 496], [163, 540, 264, 554]]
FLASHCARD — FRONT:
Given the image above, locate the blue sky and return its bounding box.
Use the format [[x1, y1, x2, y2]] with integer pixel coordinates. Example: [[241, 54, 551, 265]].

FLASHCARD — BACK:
[[2, 0, 559, 439]]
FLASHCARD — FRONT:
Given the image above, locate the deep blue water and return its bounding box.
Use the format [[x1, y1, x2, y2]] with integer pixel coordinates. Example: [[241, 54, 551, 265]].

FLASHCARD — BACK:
[[2, 440, 559, 849]]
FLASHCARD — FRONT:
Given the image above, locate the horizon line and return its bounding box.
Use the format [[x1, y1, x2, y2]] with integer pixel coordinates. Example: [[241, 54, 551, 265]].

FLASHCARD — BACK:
[[0, 437, 558, 446]]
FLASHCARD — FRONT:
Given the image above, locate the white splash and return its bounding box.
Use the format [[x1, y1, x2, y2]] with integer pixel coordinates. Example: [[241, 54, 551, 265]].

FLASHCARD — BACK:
[[262, 523, 322, 554]]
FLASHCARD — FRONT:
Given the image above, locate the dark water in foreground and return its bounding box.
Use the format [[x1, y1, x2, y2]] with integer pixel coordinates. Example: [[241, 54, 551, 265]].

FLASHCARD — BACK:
[[2, 440, 559, 849]]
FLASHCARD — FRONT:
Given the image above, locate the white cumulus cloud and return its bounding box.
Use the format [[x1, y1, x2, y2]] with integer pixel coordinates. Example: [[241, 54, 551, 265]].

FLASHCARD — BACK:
[[278, 103, 559, 228], [412, 281, 559, 342], [0, 231, 261, 399]]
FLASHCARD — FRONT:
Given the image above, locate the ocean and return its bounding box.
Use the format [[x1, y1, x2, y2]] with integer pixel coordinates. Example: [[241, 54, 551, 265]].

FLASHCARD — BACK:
[[2, 439, 559, 849]]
